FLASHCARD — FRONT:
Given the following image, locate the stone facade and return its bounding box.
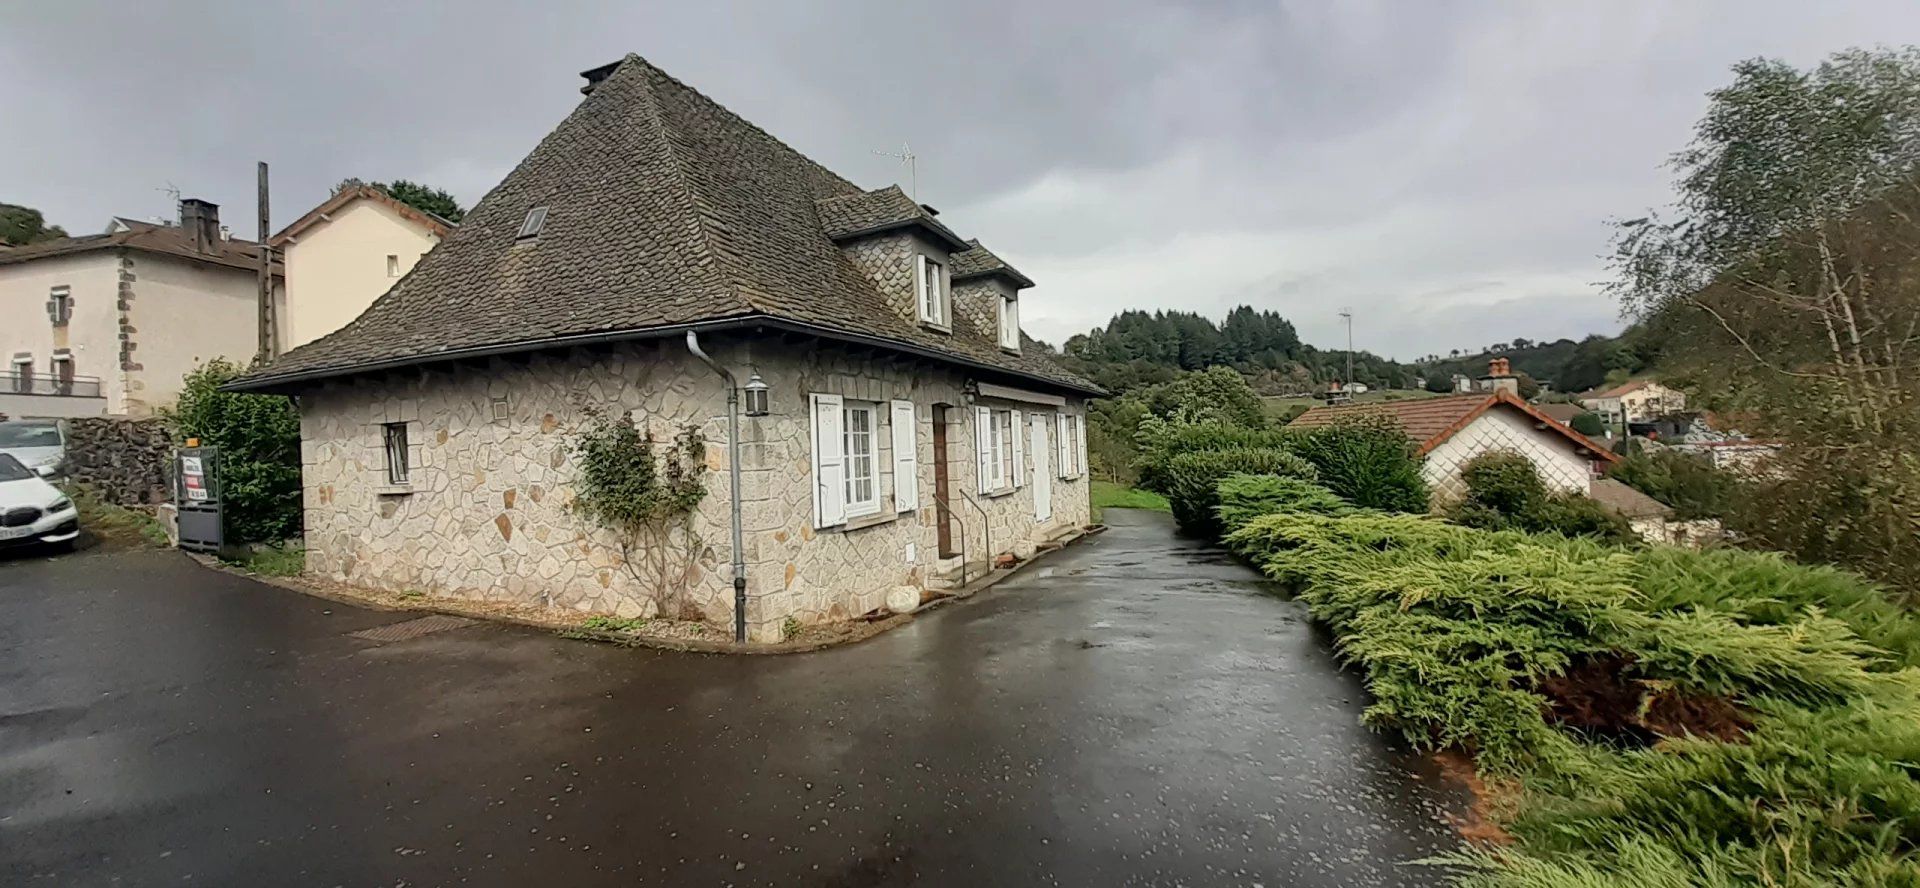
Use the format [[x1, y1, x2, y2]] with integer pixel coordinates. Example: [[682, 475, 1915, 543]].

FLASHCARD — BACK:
[[63, 416, 173, 506], [297, 335, 1090, 642]]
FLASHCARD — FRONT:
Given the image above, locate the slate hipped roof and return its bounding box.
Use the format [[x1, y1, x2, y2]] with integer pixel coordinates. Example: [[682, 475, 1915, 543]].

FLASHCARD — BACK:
[[951, 239, 1035, 288], [1287, 390, 1618, 462], [229, 54, 1097, 395]]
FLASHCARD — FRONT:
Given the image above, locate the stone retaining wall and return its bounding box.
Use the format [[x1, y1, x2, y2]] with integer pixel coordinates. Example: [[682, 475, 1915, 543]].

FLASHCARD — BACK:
[[64, 416, 172, 505]]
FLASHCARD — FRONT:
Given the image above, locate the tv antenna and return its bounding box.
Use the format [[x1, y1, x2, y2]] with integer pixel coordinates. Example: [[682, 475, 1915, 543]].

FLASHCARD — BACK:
[[156, 181, 182, 205], [872, 141, 918, 201], [1338, 308, 1355, 385]]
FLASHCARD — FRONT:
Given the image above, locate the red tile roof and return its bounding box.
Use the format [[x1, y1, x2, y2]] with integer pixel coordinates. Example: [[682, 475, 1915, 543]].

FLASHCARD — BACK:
[[1287, 390, 1618, 462], [0, 218, 276, 274]]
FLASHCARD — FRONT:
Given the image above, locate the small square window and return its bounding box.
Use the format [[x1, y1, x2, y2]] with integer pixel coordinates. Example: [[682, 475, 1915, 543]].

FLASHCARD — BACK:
[[490, 396, 510, 422], [386, 254, 400, 277], [382, 422, 410, 485], [517, 206, 549, 239]]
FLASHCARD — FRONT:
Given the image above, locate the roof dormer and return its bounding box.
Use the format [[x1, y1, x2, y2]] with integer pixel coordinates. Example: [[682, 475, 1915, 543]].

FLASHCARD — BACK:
[[818, 186, 970, 331], [950, 240, 1032, 354]]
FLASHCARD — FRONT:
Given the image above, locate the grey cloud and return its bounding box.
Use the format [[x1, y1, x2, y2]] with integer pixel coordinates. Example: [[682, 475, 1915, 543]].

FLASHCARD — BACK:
[[5, 0, 1919, 361]]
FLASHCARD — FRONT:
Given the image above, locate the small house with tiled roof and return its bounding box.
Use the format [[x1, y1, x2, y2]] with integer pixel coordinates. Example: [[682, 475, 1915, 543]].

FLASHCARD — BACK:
[[228, 55, 1097, 642], [271, 184, 454, 351], [1288, 388, 1617, 501], [0, 199, 279, 417]]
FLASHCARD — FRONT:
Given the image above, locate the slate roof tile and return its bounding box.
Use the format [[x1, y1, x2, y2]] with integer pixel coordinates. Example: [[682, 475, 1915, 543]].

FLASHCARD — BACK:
[[233, 54, 1095, 395]]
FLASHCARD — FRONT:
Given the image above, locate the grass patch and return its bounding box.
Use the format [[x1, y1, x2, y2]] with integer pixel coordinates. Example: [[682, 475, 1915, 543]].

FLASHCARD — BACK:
[[224, 545, 305, 577], [1091, 480, 1169, 522], [66, 484, 169, 549]]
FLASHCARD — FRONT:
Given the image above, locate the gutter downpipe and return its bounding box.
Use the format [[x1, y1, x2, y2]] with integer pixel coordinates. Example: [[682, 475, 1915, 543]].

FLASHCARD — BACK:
[[686, 330, 748, 644]]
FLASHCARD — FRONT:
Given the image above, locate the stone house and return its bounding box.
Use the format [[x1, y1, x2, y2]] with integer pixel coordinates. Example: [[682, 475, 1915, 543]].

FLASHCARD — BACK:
[[230, 55, 1098, 643], [0, 202, 279, 417], [270, 184, 453, 351], [1287, 389, 1619, 501]]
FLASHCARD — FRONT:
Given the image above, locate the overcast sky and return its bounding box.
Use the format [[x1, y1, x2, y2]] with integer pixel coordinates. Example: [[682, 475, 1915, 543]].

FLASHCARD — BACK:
[[6, 2, 1919, 360]]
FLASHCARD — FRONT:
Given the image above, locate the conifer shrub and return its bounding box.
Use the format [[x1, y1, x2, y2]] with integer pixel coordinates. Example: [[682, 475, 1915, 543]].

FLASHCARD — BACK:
[[1161, 447, 1316, 537], [1213, 474, 1356, 537], [1286, 415, 1431, 512]]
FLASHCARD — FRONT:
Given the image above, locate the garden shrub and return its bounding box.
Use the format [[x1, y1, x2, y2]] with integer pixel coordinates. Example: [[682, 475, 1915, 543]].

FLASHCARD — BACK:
[[164, 358, 302, 544], [1133, 416, 1295, 493], [1161, 447, 1316, 538], [1633, 546, 1920, 670], [1214, 474, 1356, 537], [1449, 451, 1636, 544], [1286, 415, 1430, 512]]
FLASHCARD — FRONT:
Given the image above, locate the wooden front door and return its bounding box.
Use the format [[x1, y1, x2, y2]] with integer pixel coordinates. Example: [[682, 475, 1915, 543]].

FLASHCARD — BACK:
[[932, 405, 955, 557]]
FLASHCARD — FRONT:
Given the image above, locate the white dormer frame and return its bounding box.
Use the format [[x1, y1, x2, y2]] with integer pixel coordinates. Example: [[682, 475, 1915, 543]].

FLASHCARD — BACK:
[[998, 292, 1020, 352], [915, 254, 949, 329]]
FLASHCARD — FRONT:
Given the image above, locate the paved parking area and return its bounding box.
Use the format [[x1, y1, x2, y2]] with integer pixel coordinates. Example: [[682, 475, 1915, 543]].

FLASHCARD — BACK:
[[0, 510, 1462, 886]]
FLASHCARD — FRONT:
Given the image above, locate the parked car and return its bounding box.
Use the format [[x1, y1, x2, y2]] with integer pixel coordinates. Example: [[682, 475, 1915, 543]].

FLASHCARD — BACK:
[[0, 453, 80, 551], [0, 419, 68, 479]]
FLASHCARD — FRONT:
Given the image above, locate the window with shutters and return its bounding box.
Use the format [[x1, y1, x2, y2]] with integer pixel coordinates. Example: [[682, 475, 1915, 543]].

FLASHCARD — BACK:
[[915, 254, 949, 328], [843, 402, 879, 517]]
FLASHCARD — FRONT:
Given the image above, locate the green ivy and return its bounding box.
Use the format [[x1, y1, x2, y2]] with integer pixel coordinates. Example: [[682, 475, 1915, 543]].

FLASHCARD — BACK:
[[571, 409, 707, 536]]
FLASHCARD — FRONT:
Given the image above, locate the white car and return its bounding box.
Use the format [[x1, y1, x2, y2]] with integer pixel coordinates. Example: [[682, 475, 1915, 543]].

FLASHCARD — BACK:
[[0, 453, 80, 551]]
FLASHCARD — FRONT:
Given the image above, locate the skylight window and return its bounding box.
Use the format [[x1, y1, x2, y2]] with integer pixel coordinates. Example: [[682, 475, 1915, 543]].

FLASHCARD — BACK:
[[516, 206, 549, 239]]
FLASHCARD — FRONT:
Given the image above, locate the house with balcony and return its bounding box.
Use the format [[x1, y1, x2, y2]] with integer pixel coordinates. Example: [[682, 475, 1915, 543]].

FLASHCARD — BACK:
[[0, 201, 279, 417], [228, 55, 1097, 643]]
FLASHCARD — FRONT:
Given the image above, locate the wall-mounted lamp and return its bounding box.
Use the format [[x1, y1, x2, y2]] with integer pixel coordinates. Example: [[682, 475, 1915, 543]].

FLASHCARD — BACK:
[[742, 372, 770, 417]]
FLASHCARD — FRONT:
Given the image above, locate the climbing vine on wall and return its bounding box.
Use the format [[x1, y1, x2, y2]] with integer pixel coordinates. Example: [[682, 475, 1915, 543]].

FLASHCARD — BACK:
[[570, 408, 708, 617]]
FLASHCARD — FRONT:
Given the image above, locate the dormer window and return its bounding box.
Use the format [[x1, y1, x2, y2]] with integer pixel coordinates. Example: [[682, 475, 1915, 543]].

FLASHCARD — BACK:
[[915, 255, 948, 328], [516, 206, 549, 240], [998, 293, 1020, 352]]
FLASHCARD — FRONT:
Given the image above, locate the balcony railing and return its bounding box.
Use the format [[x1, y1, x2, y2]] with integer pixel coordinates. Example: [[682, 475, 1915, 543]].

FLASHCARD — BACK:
[[4, 372, 103, 398]]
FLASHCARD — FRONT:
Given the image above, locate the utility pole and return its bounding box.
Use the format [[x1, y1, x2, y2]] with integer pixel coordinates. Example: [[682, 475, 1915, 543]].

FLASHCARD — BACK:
[[1339, 308, 1355, 385], [256, 161, 276, 362]]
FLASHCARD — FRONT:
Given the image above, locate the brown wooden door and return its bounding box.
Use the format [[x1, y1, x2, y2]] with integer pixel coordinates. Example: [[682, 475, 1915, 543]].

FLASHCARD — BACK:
[[932, 405, 955, 557]]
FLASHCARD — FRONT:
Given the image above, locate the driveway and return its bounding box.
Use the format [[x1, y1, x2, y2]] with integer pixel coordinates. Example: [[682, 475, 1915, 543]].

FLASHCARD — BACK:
[[1, 509, 1463, 886]]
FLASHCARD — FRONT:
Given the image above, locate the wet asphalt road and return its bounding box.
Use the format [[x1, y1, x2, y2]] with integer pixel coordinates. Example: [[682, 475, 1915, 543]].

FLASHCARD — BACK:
[[1, 509, 1463, 886]]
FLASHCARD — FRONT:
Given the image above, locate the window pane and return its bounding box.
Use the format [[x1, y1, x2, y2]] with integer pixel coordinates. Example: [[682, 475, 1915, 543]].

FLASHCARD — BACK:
[[384, 423, 409, 484]]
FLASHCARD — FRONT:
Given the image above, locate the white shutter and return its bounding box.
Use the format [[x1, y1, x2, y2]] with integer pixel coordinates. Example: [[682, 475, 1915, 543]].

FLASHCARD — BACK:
[[1074, 416, 1086, 477], [1012, 411, 1026, 487], [811, 394, 846, 528], [975, 406, 992, 491], [1056, 413, 1071, 478], [914, 254, 930, 323], [891, 399, 918, 513]]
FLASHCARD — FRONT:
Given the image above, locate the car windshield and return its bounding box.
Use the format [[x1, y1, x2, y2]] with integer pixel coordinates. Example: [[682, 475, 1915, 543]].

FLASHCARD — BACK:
[[0, 454, 32, 482], [0, 422, 62, 448]]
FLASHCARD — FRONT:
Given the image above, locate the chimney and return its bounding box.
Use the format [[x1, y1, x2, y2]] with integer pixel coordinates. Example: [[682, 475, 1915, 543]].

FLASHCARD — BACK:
[[579, 60, 622, 95], [1486, 357, 1520, 396], [178, 198, 221, 253]]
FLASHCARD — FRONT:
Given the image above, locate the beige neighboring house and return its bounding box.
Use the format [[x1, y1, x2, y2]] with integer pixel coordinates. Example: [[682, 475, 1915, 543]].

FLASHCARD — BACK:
[[271, 185, 452, 350], [1288, 387, 1618, 501], [229, 55, 1099, 643], [1579, 379, 1686, 426], [0, 200, 277, 418]]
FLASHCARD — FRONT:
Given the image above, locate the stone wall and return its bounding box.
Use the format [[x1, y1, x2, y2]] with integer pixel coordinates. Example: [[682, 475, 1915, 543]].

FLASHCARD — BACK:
[[296, 335, 1091, 642], [64, 415, 172, 505]]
